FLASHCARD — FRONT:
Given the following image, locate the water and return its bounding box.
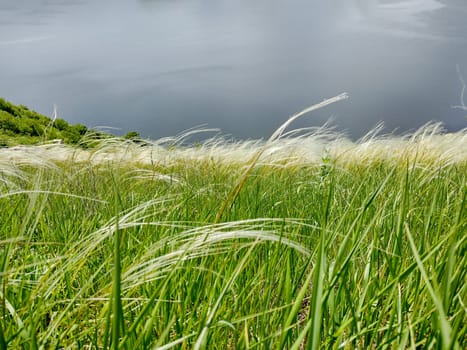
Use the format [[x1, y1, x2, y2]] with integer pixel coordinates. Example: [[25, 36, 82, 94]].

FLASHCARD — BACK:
[[1, 0, 466, 140]]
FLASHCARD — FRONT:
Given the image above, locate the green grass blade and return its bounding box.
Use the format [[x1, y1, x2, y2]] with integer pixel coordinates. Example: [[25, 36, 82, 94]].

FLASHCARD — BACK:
[[404, 223, 455, 350], [306, 235, 326, 350]]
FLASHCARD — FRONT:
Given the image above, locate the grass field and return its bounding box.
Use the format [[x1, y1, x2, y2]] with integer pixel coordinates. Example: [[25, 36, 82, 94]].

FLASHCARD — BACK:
[[0, 99, 466, 348]]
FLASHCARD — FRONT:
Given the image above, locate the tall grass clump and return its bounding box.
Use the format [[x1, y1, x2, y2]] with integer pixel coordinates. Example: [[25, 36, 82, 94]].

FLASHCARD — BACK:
[[0, 95, 466, 348]]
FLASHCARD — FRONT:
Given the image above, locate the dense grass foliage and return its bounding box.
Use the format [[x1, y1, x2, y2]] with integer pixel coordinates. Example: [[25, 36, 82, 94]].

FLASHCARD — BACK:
[[0, 97, 122, 147], [0, 131, 465, 349]]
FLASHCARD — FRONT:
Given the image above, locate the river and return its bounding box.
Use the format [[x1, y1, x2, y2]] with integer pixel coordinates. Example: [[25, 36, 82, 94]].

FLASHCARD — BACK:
[[1, 0, 466, 139]]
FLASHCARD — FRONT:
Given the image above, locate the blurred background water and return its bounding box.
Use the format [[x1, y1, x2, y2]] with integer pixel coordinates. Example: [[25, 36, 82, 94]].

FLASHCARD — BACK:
[[1, 0, 466, 140]]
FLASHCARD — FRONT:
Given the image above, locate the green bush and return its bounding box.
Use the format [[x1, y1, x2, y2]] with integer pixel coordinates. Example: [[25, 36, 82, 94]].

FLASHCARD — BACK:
[[124, 131, 140, 139], [0, 97, 110, 146], [53, 118, 69, 131]]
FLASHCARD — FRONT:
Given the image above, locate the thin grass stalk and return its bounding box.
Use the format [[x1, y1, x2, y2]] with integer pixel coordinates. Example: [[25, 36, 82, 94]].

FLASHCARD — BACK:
[[111, 218, 123, 350], [306, 233, 326, 350], [278, 256, 314, 349], [0, 322, 6, 350], [152, 333, 196, 350], [404, 223, 456, 350], [111, 174, 126, 350], [193, 240, 259, 350], [121, 267, 176, 348]]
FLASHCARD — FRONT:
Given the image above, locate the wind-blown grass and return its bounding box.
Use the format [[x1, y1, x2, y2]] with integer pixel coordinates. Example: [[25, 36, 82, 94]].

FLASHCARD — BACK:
[[0, 97, 466, 348]]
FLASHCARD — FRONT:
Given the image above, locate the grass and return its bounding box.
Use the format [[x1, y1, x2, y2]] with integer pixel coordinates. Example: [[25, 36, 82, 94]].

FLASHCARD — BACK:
[[0, 96, 466, 348]]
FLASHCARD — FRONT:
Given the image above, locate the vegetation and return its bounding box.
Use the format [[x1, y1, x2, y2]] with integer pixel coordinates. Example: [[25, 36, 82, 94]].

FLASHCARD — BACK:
[[0, 95, 466, 348], [124, 131, 141, 140], [0, 97, 111, 147]]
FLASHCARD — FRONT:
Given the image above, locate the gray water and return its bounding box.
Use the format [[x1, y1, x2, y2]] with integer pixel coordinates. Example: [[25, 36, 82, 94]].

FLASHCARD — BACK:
[[1, 0, 467, 140]]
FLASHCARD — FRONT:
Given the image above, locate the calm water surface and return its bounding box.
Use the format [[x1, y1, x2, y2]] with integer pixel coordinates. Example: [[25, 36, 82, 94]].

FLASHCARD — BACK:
[[1, 0, 467, 139]]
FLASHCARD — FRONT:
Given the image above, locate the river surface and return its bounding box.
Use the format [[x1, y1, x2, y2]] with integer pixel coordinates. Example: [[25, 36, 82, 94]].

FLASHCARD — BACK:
[[1, 0, 467, 139]]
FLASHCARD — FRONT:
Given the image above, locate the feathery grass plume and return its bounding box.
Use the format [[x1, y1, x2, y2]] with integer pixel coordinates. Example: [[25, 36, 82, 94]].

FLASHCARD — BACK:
[[214, 93, 349, 222], [453, 64, 467, 119]]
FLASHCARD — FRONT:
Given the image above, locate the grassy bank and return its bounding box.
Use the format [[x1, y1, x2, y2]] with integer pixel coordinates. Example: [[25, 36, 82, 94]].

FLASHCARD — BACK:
[[0, 97, 122, 148], [0, 118, 466, 349]]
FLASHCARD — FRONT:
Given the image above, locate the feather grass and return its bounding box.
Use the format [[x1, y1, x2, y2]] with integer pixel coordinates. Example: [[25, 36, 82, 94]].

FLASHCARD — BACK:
[[0, 97, 465, 348]]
